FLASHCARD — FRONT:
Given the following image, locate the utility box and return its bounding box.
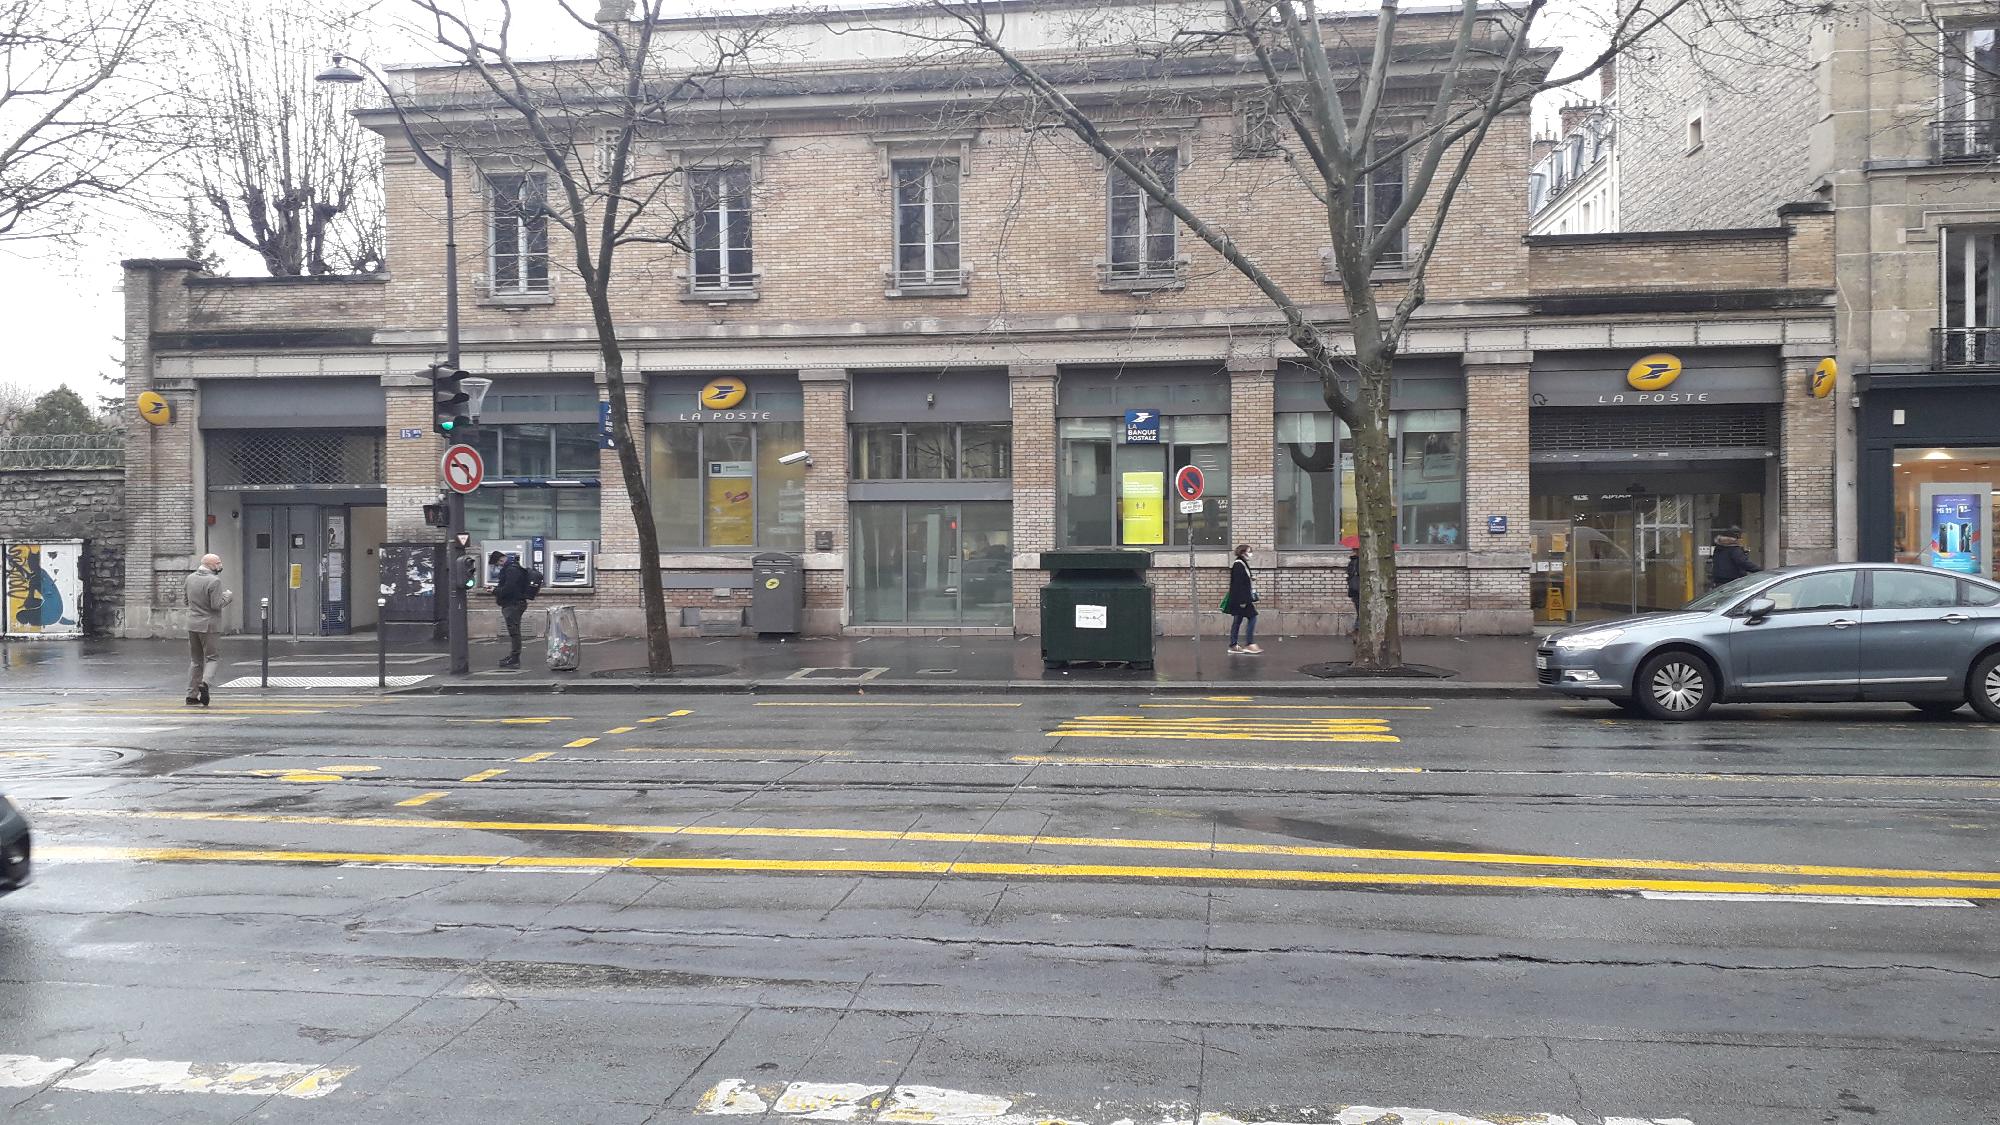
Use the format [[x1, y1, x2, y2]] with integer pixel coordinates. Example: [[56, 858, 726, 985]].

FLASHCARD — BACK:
[[377, 542, 445, 646], [750, 552, 804, 635], [1039, 548, 1155, 668]]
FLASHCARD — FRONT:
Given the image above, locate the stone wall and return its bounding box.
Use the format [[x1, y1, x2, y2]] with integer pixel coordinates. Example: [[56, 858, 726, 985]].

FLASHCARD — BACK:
[[0, 468, 126, 635]]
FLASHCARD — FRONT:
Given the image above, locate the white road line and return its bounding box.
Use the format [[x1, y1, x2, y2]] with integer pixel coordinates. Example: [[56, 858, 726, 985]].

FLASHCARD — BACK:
[[692, 1081, 1691, 1125], [0, 1053, 351, 1098], [1636, 890, 1976, 907], [219, 675, 429, 688]]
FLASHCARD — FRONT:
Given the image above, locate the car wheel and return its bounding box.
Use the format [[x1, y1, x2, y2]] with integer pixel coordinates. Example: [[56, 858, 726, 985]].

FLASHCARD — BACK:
[[1966, 651, 2000, 722], [1909, 700, 1965, 719], [1635, 651, 1716, 721]]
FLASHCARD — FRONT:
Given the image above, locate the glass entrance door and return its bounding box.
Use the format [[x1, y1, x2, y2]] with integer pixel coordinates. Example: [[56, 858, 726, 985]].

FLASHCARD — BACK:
[[1532, 490, 1764, 625], [852, 502, 1012, 626]]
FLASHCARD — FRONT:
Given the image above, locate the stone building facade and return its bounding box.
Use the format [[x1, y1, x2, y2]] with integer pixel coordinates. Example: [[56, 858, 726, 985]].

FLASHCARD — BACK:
[[116, 0, 1842, 641], [0, 467, 126, 635]]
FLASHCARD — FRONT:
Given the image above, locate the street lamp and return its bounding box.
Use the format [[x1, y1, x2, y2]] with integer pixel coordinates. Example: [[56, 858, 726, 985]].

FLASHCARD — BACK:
[[318, 53, 472, 675]]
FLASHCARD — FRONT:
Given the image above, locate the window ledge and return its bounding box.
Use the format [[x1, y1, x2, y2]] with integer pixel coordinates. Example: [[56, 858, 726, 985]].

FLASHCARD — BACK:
[[479, 291, 555, 308], [681, 288, 761, 304], [885, 282, 970, 299], [1099, 273, 1186, 294]]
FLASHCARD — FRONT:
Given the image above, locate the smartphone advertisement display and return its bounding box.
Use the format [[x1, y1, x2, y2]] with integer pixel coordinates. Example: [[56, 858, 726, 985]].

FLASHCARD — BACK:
[[1921, 484, 1992, 576]]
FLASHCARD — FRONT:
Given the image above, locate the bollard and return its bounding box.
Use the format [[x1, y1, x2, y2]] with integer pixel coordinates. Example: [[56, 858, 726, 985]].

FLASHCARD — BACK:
[[376, 598, 388, 688], [259, 598, 270, 688]]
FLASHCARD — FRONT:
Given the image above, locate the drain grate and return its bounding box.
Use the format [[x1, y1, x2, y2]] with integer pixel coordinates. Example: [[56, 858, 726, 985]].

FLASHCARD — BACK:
[[787, 667, 889, 681]]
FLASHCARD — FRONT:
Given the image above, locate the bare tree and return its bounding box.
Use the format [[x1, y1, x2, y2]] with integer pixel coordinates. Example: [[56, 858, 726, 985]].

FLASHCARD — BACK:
[[0, 0, 182, 243], [172, 0, 385, 275], [411, 0, 785, 674], [885, 0, 1702, 668]]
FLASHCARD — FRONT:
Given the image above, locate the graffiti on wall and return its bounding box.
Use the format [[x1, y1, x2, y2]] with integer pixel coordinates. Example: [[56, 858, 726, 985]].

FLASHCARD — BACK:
[[3, 541, 83, 636]]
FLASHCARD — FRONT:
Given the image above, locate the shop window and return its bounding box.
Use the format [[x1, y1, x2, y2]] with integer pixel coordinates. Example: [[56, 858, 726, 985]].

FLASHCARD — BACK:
[[464, 422, 601, 541], [487, 172, 549, 295], [1891, 447, 2000, 576], [1059, 415, 1228, 547], [690, 166, 755, 294], [850, 422, 1012, 481], [1275, 410, 1463, 547], [893, 158, 962, 288], [646, 418, 805, 548]]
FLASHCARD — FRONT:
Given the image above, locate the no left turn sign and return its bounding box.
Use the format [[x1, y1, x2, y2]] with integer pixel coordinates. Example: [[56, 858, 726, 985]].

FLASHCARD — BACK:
[[441, 444, 485, 494]]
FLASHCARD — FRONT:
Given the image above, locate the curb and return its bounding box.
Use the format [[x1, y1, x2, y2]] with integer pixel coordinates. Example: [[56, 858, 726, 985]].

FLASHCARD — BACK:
[[411, 676, 1538, 699]]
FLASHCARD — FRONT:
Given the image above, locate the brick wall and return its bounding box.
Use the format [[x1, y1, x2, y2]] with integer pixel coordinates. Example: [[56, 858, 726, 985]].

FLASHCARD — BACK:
[[0, 468, 126, 635], [384, 382, 446, 542], [1528, 231, 1791, 293], [1779, 352, 1838, 564], [120, 261, 205, 637], [185, 275, 387, 330], [1227, 359, 1277, 555], [801, 370, 850, 631], [1462, 357, 1532, 632], [1009, 366, 1058, 635]]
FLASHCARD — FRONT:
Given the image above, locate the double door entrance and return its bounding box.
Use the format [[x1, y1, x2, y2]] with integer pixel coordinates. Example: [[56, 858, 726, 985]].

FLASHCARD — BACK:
[[244, 505, 350, 635], [1531, 483, 1765, 625], [851, 502, 1012, 626]]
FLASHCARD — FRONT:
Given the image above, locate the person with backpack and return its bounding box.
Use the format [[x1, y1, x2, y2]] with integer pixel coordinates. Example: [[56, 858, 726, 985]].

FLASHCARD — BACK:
[[1709, 526, 1761, 588], [1224, 543, 1261, 655], [489, 550, 540, 669]]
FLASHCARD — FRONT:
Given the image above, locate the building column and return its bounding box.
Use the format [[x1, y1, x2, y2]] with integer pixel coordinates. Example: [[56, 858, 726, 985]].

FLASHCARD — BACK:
[[799, 367, 849, 634], [119, 258, 204, 638], [1461, 352, 1534, 634], [383, 376, 446, 543], [591, 372, 648, 633], [1226, 356, 1277, 557], [1008, 364, 1057, 635], [1779, 348, 1838, 565]]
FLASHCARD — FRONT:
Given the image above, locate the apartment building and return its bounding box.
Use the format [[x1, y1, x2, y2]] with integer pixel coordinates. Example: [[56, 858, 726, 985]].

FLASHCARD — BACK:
[[117, 0, 1838, 641], [1619, 0, 2000, 573]]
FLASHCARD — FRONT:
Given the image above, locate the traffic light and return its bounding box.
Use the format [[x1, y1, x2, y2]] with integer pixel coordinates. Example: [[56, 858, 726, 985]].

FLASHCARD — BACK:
[[422, 501, 449, 529], [429, 362, 471, 436], [453, 554, 480, 591]]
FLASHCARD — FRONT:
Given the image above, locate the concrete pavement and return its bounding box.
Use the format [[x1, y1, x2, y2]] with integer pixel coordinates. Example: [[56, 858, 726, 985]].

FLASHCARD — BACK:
[[1, 688, 1996, 1122]]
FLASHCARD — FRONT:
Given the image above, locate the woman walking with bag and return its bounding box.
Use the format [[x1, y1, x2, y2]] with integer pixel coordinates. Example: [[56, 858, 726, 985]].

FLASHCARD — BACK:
[[1225, 544, 1261, 655]]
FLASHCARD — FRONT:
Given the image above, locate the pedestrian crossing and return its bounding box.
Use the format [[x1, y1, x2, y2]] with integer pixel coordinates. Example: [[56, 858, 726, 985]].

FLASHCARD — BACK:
[[1049, 714, 1399, 743]]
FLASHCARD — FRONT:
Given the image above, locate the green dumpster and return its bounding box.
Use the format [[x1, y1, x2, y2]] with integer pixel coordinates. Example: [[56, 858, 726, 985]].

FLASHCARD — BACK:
[[1039, 548, 1155, 669]]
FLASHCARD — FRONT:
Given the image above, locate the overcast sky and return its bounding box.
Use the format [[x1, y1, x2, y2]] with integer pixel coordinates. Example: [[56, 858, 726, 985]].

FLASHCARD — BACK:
[[0, 0, 1599, 405]]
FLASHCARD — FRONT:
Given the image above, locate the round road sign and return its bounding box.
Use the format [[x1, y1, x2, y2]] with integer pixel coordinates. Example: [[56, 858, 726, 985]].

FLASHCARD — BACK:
[[441, 444, 486, 494], [1175, 464, 1205, 502]]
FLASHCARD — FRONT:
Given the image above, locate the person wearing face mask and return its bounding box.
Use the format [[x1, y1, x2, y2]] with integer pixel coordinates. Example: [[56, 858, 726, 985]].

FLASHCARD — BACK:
[[1224, 543, 1261, 655], [184, 554, 233, 707]]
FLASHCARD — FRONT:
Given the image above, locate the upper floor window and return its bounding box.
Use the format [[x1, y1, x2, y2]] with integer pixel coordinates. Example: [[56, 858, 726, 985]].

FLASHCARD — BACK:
[[488, 172, 549, 295], [893, 158, 962, 289], [852, 422, 1011, 481], [1354, 140, 1407, 268], [690, 166, 755, 293], [1106, 149, 1178, 281], [1940, 29, 2000, 160], [1940, 227, 2000, 367]]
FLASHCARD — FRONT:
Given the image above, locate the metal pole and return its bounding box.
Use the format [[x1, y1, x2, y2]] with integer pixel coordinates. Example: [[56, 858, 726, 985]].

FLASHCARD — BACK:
[[441, 146, 470, 677], [1188, 511, 1199, 680], [377, 598, 388, 688], [259, 598, 269, 688]]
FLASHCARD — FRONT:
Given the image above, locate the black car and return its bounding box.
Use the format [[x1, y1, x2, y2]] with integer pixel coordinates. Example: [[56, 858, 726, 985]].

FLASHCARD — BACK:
[[0, 794, 29, 896]]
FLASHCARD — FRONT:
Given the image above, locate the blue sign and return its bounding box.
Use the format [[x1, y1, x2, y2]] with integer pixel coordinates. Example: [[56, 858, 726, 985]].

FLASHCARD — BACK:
[[1929, 493, 1981, 574], [399, 427, 424, 440], [598, 400, 615, 449], [1487, 515, 1508, 535], [1123, 409, 1161, 444]]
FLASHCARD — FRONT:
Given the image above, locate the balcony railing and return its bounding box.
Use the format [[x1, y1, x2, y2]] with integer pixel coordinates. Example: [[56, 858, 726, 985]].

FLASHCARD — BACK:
[[1932, 119, 2000, 162], [1935, 326, 2000, 368]]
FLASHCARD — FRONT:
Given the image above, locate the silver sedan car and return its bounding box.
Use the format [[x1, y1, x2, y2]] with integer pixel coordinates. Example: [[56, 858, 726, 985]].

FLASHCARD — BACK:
[[1538, 562, 2000, 720]]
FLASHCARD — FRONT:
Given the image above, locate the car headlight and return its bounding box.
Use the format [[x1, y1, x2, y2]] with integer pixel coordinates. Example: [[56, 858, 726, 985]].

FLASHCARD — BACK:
[[1554, 627, 1625, 651]]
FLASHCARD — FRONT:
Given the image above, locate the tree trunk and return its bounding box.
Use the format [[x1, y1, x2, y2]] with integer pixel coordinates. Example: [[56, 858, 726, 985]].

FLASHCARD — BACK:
[[1341, 353, 1402, 670], [598, 338, 675, 674]]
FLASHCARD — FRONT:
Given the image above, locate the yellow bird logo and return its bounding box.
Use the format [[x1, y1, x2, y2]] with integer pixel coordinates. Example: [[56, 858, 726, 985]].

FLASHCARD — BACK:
[[1811, 358, 1836, 399], [700, 379, 747, 410], [1626, 353, 1682, 392]]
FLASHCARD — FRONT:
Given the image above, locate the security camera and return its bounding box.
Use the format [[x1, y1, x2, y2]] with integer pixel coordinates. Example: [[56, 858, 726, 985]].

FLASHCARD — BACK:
[[777, 450, 812, 467]]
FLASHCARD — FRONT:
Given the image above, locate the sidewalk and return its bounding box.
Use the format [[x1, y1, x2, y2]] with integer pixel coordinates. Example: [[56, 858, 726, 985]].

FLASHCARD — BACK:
[[1, 630, 1542, 696]]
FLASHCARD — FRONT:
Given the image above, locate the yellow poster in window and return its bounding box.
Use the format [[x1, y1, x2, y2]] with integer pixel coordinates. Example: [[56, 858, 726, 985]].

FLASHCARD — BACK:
[[707, 466, 755, 546], [1122, 471, 1165, 545]]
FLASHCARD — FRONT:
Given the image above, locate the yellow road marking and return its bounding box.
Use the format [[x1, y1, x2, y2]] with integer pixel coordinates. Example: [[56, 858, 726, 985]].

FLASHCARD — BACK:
[[670, 709, 693, 717], [1016, 754, 1423, 773], [460, 769, 507, 783], [396, 792, 449, 807], [35, 844, 2000, 900], [1053, 715, 1401, 744], [514, 752, 554, 763], [1053, 731, 1403, 743], [52, 808, 2000, 886], [752, 702, 1023, 708], [1204, 695, 1255, 702], [231, 764, 380, 783], [446, 717, 572, 725], [1141, 703, 1433, 711], [605, 726, 636, 735], [616, 747, 853, 756], [564, 737, 599, 748]]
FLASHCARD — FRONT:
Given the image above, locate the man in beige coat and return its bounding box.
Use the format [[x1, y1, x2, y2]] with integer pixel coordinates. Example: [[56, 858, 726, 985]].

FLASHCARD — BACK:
[[185, 554, 232, 706]]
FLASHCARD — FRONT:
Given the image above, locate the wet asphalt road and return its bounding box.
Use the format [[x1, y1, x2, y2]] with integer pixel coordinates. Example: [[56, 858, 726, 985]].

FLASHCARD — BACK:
[[0, 687, 1995, 1124]]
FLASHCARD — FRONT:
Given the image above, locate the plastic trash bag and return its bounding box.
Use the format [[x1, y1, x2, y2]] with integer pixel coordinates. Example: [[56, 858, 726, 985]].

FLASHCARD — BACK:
[[545, 605, 580, 671]]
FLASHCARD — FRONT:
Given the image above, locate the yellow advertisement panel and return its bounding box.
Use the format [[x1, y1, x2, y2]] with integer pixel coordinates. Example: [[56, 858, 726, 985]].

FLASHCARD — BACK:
[[1121, 471, 1164, 545], [707, 465, 755, 546]]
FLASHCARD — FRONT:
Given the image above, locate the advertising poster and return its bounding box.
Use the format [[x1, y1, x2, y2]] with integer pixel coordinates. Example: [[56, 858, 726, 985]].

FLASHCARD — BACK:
[[1121, 471, 1164, 545], [2, 540, 83, 636], [1927, 492, 1984, 574], [707, 461, 755, 546]]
